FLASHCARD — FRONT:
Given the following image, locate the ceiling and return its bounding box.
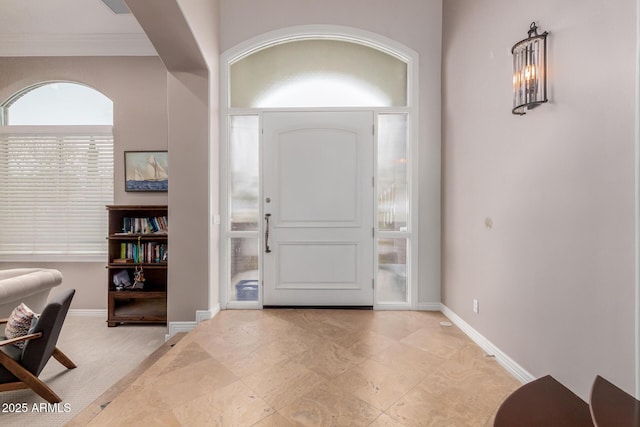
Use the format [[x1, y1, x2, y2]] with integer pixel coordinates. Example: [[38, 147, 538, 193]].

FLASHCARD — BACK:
[[0, 0, 156, 56]]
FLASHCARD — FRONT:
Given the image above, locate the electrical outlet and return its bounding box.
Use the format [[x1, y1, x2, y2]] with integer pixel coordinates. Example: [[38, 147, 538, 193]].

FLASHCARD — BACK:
[[473, 299, 479, 314]]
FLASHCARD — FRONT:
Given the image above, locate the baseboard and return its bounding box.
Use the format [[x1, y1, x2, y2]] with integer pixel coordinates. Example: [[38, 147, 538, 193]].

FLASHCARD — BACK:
[[165, 304, 221, 341], [440, 303, 535, 384], [69, 309, 107, 317], [417, 302, 442, 311]]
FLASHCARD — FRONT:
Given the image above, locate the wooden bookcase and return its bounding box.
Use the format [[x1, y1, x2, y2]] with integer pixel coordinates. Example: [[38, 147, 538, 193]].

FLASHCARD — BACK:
[[106, 205, 167, 327]]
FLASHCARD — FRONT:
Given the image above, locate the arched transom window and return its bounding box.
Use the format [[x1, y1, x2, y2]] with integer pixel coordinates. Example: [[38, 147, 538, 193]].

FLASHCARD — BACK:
[[230, 39, 408, 108]]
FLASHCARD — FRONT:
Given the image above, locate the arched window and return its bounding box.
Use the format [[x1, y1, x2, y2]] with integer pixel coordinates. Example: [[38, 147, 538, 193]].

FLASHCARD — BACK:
[[0, 82, 114, 260], [230, 39, 408, 108], [1, 82, 113, 125]]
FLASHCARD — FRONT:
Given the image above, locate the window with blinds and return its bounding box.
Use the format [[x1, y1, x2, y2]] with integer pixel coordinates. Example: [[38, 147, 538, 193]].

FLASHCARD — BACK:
[[0, 82, 114, 261], [0, 126, 114, 259]]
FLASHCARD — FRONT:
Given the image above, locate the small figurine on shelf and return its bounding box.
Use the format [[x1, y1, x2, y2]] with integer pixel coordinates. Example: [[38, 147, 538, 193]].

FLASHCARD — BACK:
[[132, 266, 145, 290], [113, 269, 132, 291]]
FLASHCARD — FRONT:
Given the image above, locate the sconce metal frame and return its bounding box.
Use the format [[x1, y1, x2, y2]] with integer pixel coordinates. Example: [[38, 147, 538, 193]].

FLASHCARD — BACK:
[[512, 22, 548, 115]]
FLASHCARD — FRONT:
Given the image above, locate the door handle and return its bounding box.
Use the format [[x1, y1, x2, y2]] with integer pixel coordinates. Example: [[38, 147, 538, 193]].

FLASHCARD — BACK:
[[264, 213, 272, 253]]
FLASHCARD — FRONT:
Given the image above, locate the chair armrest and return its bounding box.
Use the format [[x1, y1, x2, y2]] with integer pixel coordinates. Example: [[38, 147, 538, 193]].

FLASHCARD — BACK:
[[0, 332, 42, 348], [0, 319, 8, 325]]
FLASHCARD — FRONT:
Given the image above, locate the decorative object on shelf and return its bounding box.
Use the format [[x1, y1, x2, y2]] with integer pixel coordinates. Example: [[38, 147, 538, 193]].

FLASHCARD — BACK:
[[124, 151, 168, 192], [113, 269, 132, 291], [512, 22, 549, 115], [132, 266, 145, 290]]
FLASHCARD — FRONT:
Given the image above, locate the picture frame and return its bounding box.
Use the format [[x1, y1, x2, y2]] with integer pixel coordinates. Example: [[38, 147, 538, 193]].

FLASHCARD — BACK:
[[124, 151, 168, 192]]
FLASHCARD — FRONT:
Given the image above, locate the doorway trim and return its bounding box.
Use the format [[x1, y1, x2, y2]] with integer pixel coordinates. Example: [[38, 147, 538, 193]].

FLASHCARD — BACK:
[[218, 25, 420, 310]]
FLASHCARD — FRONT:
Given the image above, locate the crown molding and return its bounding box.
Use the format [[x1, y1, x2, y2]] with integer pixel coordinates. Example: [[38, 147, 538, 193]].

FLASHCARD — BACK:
[[0, 33, 157, 56]]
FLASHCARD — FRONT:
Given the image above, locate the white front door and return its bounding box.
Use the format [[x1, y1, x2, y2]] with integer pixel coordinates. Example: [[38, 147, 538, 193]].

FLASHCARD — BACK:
[[262, 111, 374, 306]]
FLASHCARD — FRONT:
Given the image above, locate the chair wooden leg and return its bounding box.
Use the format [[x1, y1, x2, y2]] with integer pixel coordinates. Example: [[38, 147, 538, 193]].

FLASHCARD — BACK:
[[0, 382, 29, 392], [52, 347, 77, 369], [0, 351, 61, 403]]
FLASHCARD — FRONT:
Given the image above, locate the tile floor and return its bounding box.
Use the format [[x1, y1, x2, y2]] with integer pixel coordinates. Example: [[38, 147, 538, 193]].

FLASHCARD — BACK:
[[87, 309, 521, 426]]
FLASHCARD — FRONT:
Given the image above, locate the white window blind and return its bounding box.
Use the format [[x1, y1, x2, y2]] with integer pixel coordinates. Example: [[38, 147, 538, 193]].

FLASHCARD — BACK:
[[0, 126, 114, 260]]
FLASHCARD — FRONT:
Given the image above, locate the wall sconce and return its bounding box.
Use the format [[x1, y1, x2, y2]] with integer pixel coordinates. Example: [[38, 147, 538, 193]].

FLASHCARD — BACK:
[[512, 22, 548, 115]]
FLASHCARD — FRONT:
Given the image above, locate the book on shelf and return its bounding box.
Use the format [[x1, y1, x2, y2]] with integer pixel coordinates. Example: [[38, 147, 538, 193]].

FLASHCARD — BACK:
[[121, 216, 168, 235], [119, 242, 168, 264]]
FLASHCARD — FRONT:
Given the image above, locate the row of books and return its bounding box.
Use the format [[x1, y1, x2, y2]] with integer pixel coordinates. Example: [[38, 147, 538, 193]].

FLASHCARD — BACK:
[[121, 216, 168, 235], [118, 242, 168, 264]]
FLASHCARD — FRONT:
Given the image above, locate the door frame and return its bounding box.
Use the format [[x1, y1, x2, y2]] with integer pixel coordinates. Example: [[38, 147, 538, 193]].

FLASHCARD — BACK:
[[218, 25, 420, 310]]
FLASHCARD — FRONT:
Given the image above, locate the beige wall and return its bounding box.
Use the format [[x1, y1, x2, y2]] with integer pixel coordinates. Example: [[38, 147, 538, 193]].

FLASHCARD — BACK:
[[175, 0, 222, 311], [0, 56, 168, 310], [442, 0, 636, 398], [125, 0, 220, 321], [219, 0, 443, 306]]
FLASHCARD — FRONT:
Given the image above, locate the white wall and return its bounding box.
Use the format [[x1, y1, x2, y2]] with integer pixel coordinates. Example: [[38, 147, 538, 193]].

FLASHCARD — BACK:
[[442, 0, 637, 398], [219, 0, 443, 306]]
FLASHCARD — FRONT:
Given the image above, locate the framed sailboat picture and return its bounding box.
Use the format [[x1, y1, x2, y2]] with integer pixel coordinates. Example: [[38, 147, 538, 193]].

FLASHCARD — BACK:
[[124, 151, 168, 192]]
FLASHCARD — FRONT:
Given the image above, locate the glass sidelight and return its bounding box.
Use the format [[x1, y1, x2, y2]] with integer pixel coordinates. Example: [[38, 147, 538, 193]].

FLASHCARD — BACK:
[[227, 115, 260, 304], [377, 238, 408, 303], [377, 113, 408, 232], [229, 115, 260, 231], [376, 113, 410, 305], [229, 237, 259, 302]]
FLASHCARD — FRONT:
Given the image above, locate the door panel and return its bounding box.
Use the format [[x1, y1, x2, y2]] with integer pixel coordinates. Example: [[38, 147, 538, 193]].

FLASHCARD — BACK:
[[277, 242, 358, 288], [278, 129, 359, 226], [263, 111, 374, 306]]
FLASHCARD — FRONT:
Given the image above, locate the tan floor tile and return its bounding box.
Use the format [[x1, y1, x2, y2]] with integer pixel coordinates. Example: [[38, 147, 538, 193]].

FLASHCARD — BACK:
[[197, 331, 265, 366], [251, 413, 298, 427], [279, 381, 381, 426], [335, 330, 396, 358], [333, 359, 421, 411], [369, 413, 407, 427], [304, 319, 354, 342], [316, 309, 377, 332], [222, 335, 310, 377], [242, 358, 329, 410], [386, 380, 488, 427], [140, 339, 213, 379], [131, 411, 183, 427], [400, 326, 470, 360], [427, 357, 519, 405], [367, 311, 430, 340], [88, 383, 174, 426], [146, 355, 239, 408], [372, 342, 447, 379], [294, 341, 367, 379], [247, 313, 309, 338], [172, 380, 274, 426], [273, 309, 356, 341]]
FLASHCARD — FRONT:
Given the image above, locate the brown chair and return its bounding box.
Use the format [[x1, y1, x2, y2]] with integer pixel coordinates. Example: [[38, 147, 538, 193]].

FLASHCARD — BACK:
[[590, 375, 640, 427], [0, 289, 76, 403]]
